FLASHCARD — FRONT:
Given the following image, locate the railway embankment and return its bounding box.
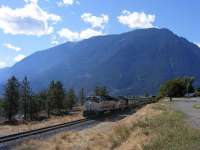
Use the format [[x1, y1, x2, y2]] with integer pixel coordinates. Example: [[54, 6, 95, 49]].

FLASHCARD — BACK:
[[0, 112, 83, 137], [17, 99, 200, 150]]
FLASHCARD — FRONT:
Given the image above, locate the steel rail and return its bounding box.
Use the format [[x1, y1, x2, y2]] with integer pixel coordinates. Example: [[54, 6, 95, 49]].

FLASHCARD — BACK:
[[0, 118, 89, 143]]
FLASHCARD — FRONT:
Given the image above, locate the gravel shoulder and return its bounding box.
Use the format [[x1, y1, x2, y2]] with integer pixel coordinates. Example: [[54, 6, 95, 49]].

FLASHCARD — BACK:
[[171, 97, 200, 128]]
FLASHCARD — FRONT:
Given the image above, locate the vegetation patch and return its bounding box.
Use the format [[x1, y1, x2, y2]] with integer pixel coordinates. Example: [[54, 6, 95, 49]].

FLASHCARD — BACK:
[[17, 101, 200, 150], [193, 104, 200, 109], [111, 102, 200, 150], [143, 103, 200, 150], [110, 124, 131, 148]]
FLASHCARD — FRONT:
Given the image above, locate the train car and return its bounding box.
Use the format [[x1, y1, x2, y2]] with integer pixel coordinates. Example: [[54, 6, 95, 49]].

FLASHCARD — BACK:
[[83, 95, 154, 118], [83, 96, 119, 117], [116, 96, 129, 110]]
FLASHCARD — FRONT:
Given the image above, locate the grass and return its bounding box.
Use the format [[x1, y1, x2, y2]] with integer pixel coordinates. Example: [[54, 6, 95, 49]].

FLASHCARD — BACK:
[[110, 124, 131, 149], [193, 104, 200, 109], [142, 103, 200, 150], [17, 101, 200, 150], [110, 102, 200, 150]]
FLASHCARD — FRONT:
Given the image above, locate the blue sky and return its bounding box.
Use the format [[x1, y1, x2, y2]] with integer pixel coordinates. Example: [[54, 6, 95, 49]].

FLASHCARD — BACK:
[[0, 0, 199, 68]]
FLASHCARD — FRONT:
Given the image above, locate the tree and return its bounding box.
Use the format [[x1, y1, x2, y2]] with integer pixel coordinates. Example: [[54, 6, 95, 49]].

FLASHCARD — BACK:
[[160, 77, 195, 101], [0, 100, 5, 118], [94, 86, 109, 96], [100, 86, 108, 96], [79, 88, 85, 105], [54, 81, 65, 112], [47, 80, 65, 115], [182, 76, 195, 96], [37, 90, 48, 114], [47, 81, 56, 117], [4, 76, 20, 121], [29, 94, 40, 120], [20, 76, 31, 120], [94, 86, 101, 96], [65, 88, 76, 110]]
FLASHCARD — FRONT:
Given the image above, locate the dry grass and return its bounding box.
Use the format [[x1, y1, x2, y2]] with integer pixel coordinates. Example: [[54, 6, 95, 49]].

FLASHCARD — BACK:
[[17, 103, 162, 150], [17, 101, 200, 150], [0, 112, 83, 137], [143, 103, 200, 150]]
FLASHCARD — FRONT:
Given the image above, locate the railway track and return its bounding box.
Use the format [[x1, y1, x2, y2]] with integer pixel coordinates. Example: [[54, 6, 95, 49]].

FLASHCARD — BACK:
[[0, 118, 90, 144]]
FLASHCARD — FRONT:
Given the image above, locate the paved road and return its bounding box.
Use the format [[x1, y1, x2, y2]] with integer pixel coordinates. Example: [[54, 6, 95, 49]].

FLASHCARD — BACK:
[[172, 97, 200, 128]]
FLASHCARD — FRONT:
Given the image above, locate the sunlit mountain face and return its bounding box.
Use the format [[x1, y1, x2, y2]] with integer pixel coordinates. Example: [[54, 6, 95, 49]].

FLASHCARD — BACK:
[[0, 28, 200, 95]]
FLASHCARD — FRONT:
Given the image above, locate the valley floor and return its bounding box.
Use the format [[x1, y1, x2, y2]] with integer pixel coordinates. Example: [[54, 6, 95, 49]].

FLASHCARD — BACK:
[[16, 99, 200, 150]]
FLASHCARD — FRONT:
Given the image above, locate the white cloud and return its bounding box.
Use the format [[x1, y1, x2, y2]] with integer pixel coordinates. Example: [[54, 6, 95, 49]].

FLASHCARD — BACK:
[[51, 40, 59, 45], [0, 1, 61, 36], [14, 54, 26, 62], [3, 43, 21, 51], [79, 28, 103, 39], [117, 10, 155, 29], [58, 28, 79, 41], [57, 0, 79, 7], [24, 0, 38, 4], [0, 61, 7, 68], [50, 35, 60, 45], [58, 28, 103, 41], [195, 42, 200, 48], [81, 13, 109, 29]]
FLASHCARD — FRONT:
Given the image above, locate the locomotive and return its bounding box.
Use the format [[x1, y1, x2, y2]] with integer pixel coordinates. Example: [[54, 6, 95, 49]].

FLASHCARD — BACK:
[[83, 95, 155, 117]]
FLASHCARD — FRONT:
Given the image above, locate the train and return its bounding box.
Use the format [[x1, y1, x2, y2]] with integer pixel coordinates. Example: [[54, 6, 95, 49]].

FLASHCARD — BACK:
[[83, 95, 156, 117]]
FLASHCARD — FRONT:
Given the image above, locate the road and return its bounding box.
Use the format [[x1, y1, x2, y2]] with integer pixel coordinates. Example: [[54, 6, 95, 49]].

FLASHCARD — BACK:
[[171, 97, 200, 128]]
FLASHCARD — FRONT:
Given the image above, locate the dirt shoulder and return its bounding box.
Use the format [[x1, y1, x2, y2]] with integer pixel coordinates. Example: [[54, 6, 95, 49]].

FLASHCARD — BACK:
[[0, 112, 83, 137]]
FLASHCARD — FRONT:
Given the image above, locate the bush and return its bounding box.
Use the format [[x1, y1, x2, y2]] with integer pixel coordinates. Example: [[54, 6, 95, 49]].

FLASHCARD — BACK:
[[160, 77, 195, 98]]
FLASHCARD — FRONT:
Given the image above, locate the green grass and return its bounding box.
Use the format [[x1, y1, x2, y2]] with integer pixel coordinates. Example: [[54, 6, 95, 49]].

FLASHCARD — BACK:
[[193, 104, 200, 109], [143, 103, 200, 150]]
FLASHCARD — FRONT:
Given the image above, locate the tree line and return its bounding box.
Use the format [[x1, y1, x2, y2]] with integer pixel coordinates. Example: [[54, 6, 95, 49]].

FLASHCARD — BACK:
[[159, 76, 196, 100], [0, 76, 109, 122]]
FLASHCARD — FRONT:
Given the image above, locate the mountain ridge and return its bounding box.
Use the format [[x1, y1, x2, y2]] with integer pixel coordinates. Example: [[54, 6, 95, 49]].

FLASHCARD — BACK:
[[0, 28, 200, 95]]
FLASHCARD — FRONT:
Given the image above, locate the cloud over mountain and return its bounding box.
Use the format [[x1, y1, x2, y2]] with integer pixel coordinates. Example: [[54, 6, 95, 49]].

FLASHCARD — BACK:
[[58, 28, 103, 41], [3, 43, 21, 51], [81, 13, 109, 29], [118, 10, 155, 29], [0, 0, 61, 36]]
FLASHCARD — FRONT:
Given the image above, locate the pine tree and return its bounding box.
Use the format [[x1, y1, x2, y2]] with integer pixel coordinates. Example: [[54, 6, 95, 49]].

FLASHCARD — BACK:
[[94, 86, 101, 96], [79, 88, 85, 105], [4, 76, 20, 122], [54, 81, 65, 113], [20, 76, 31, 120], [37, 90, 47, 114], [47, 81, 65, 115], [94, 86, 109, 96], [65, 88, 76, 110], [47, 81, 56, 117], [100, 86, 108, 96], [29, 94, 40, 120]]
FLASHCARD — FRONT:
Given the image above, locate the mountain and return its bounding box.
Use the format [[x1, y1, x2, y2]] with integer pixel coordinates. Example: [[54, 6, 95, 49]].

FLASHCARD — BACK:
[[0, 28, 200, 95]]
